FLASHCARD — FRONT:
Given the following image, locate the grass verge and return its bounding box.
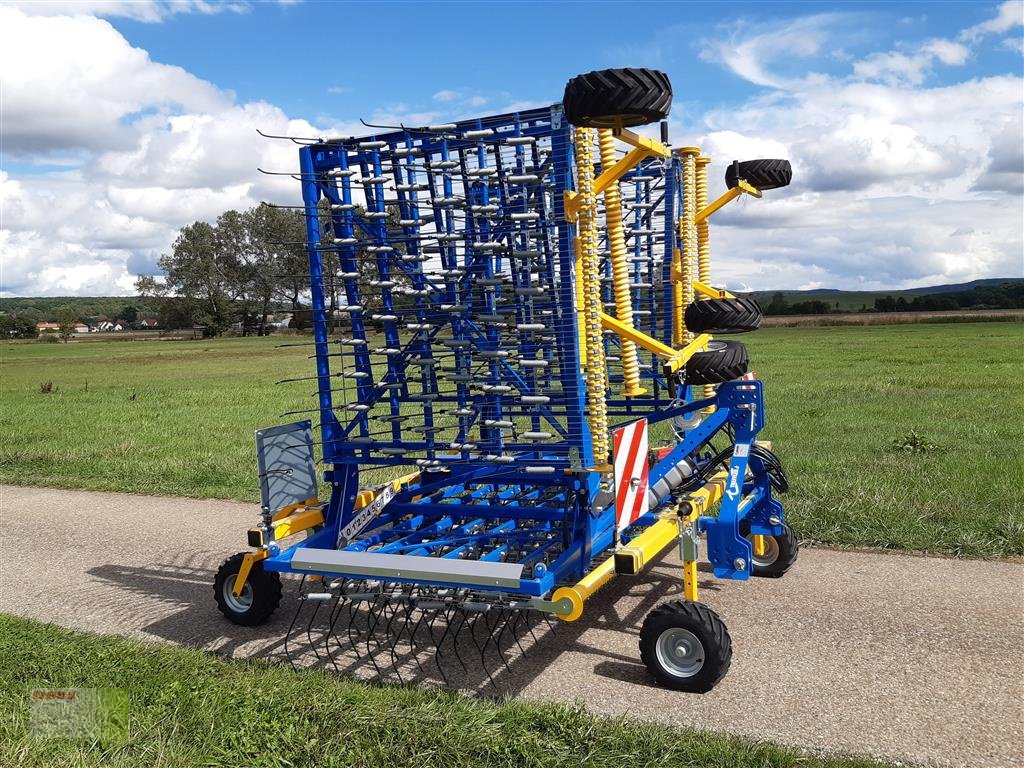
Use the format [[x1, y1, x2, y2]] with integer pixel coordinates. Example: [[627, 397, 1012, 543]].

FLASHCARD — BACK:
[[1, 322, 1021, 556], [0, 614, 889, 768]]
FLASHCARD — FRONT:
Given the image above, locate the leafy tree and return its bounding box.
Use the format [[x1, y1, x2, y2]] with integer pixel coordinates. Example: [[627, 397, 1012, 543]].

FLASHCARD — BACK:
[[55, 305, 78, 342], [0, 314, 38, 339], [117, 305, 139, 324], [765, 292, 789, 315], [137, 221, 237, 336]]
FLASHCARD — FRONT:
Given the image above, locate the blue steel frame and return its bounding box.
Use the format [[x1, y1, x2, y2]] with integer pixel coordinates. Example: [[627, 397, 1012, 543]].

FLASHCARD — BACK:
[[259, 105, 785, 596]]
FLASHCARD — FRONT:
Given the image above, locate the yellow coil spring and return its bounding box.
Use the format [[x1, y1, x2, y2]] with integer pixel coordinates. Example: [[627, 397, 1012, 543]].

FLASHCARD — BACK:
[[598, 129, 644, 397], [695, 156, 714, 402], [680, 149, 699, 344], [695, 157, 711, 284], [574, 127, 609, 463]]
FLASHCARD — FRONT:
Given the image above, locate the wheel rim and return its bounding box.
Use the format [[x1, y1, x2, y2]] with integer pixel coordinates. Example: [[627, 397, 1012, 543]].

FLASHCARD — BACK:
[[748, 535, 780, 567], [655, 627, 705, 678], [222, 577, 253, 613]]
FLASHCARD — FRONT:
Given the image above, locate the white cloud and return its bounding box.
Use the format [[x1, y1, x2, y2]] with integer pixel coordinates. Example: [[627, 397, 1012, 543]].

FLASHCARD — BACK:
[[6, 1, 251, 23], [699, 14, 845, 90], [1, 4, 1020, 297], [0, 9, 229, 155], [961, 0, 1024, 42], [687, 4, 1023, 289], [0, 7, 342, 296]]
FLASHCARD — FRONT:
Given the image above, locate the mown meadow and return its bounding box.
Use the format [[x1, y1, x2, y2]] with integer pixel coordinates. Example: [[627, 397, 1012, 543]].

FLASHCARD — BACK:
[[1, 322, 1021, 557]]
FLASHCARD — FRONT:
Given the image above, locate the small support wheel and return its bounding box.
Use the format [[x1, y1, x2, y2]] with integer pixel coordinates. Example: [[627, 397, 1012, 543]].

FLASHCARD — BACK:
[[639, 600, 732, 692], [214, 552, 282, 626], [746, 523, 799, 578]]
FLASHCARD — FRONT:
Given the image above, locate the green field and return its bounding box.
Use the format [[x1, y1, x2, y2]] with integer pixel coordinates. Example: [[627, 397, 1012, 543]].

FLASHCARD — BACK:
[[0, 614, 887, 768], [1, 323, 1022, 557]]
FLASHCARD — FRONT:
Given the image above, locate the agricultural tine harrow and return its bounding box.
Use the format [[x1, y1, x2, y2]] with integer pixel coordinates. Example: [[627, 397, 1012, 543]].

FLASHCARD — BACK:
[[216, 67, 798, 694], [279, 577, 554, 691]]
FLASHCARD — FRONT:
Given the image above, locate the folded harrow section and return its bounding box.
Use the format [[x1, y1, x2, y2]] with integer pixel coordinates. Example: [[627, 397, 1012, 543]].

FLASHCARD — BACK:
[[301, 108, 596, 474]]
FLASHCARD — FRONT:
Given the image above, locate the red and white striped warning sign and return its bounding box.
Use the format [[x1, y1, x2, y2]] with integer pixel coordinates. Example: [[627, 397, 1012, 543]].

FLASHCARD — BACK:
[[613, 418, 649, 532]]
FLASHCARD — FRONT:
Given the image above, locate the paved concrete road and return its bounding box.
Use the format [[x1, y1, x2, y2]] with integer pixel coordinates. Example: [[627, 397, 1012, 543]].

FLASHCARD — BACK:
[[1, 484, 1021, 768]]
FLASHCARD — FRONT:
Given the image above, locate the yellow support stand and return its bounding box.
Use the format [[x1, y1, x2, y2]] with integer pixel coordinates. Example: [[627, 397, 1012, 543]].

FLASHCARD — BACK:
[[573, 127, 610, 463], [598, 128, 644, 396], [682, 559, 699, 602]]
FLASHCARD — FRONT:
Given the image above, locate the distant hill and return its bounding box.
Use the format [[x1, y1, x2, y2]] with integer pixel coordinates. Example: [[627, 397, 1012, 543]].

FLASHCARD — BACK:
[[747, 278, 1023, 313]]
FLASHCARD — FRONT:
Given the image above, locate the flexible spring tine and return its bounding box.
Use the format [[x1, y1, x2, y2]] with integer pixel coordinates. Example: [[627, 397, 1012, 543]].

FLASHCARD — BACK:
[[524, 610, 541, 644], [508, 609, 529, 657], [428, 609, 451, 687], [283, 575, 308, 671], [324, 591, 349, 674], [305, 598, 325, 666], [382, 590, 407, 683], [472, 611, 498, 690], [493, 610, 514, 673], [445, 606, 470, 674], [400, 592, 427, 677], [363, 596, 387, 678]]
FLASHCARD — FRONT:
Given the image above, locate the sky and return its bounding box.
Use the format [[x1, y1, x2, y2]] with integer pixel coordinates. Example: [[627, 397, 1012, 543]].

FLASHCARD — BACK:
[[1, 0, 1022, 297]]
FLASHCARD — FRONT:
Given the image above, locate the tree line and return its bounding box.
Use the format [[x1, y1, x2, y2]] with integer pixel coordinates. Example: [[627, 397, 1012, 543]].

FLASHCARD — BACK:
[[760, 280, 1024, 316]]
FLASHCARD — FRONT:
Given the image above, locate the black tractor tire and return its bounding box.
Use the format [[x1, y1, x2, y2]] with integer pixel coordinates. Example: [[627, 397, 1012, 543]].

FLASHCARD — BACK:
[[685, 297, 763, 334], [563, 68, 672, 128], [725, 159, 792, 191], [684, 341, 748, 384], [640, 600, 732, 692], [743, 522, 800, 578], [214, 552, 282, 626]]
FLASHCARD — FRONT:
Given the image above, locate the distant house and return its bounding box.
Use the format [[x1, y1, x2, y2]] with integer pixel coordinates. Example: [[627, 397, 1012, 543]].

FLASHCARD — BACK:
[[36, 322, 60, 332], [74, 324, 89, 333], [95, 320, 125, 331], [138, 318, 159, 328]]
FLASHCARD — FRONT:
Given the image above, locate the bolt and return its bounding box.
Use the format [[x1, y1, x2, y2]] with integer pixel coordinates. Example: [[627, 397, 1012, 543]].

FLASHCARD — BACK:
[[769, 515, 781, 525], [733, 557, 746, 570]]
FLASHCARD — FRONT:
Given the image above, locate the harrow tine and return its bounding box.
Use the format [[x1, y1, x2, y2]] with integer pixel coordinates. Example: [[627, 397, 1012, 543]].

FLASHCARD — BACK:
[[493, 610, 514, 673], [363, 593, 387, 678], [462, 602, 496, 689], [305, 596, 325, 666], [283, 575, 312, 671], [508, 609, 528, 657], [382, 589, 408, 683], [400, 591, 427, 677], [324, 582, 351, 674], [444, 605, 470, 675], [425, 607, 451, 687]]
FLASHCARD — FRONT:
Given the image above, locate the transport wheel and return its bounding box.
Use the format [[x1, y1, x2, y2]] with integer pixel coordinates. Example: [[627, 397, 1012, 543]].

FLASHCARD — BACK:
[[562, 67, 672, 128], [639, 600, 732, 692], [744, 523, 799, 578], [214, 552, 282, 626], [725, 159, 792, 190], [685, 297, 763, 334], [684, 340, 748, 384]]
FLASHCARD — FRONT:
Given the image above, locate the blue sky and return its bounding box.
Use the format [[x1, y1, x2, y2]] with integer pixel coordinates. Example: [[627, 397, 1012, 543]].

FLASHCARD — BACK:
[[1, 0, 1022, 295], [110, 1, 1016, 120]]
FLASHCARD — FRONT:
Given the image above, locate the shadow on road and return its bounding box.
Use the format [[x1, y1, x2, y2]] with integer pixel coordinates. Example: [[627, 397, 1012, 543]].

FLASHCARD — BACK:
[[86, 549, 707, 696]]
